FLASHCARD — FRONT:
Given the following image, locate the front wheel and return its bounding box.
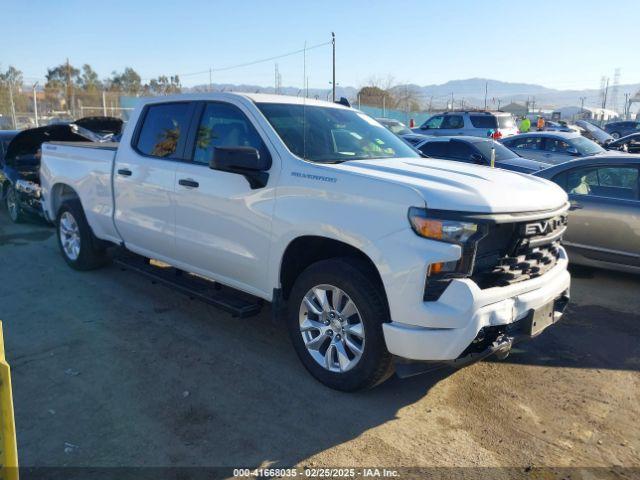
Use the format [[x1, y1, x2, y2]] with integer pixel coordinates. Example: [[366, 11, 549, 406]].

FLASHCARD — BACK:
[[56, 200, 108, 270], [287, 258, 394, 391], [5, 185, 23, 223], [610, 132, 621, 139]]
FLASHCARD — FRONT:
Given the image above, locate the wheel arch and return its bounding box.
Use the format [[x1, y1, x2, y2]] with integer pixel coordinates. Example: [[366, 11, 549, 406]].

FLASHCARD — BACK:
[[49, 183, 81, 219], [278, 235, 389, 315]]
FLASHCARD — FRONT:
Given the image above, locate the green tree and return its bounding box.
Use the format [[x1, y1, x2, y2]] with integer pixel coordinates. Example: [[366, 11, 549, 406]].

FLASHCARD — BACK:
[[0, 66, 24, 89], [0, 66, 24, 122], [109, 67, 142, 95], [146, 75, 182, 95], [79, 64, 102, 92], [45, 61, 81, 109]]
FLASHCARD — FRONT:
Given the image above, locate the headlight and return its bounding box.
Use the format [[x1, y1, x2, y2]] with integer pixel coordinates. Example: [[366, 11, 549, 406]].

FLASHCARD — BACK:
[[408, 207, 478, 245]]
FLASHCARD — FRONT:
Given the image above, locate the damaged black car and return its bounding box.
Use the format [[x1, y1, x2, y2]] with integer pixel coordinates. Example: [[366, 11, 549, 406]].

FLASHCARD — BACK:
[[0, 123, 101, 223]]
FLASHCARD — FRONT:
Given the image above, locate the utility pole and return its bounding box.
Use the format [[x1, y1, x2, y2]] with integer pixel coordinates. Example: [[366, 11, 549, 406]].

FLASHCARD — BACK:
[[450, 92, 454, 111], [624, 93, 630, 118], [209, 68, 213, 92], [531, 96, 536, 114], [8, 81, 17, 129], [331, 32, 336, 102], [484, 81, 488, 110], [601, 77, 610, 110], [102, 90, 107, 116], [32, 82, 39, 127], [65, 58, 73, 116]]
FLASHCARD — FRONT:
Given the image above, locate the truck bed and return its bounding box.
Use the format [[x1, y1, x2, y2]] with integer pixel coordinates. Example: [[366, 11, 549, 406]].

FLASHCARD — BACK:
[[40, 141, 120, 244]]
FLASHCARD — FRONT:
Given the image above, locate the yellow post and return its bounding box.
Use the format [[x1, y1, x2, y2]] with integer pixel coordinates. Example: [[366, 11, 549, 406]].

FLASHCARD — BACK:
[[0, 322, 18, 480]]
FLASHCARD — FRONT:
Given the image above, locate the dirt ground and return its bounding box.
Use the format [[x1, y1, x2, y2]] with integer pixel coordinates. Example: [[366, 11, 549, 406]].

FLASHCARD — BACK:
[[0, 212, 638, 474]]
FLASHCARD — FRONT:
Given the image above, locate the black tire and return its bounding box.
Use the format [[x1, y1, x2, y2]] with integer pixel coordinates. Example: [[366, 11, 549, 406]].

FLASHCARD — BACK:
[[287, 257, 394, 391], [610, 132, 621, 139], [5, 184, 24, 223], [56, 200, 109, 271]]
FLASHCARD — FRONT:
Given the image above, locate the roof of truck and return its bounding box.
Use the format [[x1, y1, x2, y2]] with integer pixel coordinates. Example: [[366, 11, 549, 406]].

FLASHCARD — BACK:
[[137, 92, 349, 109]]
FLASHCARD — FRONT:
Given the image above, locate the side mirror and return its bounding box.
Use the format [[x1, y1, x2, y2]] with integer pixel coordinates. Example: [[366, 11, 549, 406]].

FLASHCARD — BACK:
[[210, 146, 270, 189], [470, 153, 486, 165]]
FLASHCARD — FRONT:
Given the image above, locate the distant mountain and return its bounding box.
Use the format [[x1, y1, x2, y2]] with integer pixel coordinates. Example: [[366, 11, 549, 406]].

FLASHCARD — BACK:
[[187, 78, 640, 110], [186, 83, 358, 101]]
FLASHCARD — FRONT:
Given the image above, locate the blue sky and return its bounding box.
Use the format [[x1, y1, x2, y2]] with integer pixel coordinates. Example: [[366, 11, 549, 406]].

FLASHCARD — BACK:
[[3, 0, 639, 90]]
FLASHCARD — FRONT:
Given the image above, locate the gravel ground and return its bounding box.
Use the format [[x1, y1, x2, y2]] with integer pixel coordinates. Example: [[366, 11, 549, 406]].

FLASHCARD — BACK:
[[0, 212, 638, 475]]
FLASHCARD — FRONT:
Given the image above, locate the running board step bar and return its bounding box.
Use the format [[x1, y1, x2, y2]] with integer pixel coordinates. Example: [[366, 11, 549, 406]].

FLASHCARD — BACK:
[[113, 253, 263, 318]]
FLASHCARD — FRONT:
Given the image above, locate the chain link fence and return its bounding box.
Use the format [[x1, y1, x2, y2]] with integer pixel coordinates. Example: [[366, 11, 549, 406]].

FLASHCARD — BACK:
[[0, 83, 138, 130]]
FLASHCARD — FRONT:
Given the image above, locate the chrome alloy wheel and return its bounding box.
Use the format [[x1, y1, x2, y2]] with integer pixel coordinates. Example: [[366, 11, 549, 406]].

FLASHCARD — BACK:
[[59, 211, 81, 261], [299, 284, 365, 373]]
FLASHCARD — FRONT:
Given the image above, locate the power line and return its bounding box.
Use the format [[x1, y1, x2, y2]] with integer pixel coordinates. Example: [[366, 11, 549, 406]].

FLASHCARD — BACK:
[[177, 40, 331, 79]]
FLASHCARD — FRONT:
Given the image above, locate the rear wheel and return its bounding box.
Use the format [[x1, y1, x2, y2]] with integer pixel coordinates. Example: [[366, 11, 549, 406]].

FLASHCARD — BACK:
[[287, 258, 394, 391], [5, 185, 23, 223], [56, 200, 108, 270], [611, 132, 621, 139]]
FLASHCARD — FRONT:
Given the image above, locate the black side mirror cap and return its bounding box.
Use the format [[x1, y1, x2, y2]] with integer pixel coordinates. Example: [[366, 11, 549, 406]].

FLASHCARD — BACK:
[[210, 146, 270, 189]]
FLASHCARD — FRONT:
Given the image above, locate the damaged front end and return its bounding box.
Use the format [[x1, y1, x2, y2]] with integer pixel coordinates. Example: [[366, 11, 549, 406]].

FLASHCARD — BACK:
[[395, 291, 570, 378]]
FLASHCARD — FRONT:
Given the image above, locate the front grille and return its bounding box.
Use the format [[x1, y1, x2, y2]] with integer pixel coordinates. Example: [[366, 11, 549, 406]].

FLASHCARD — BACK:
[[471, 241, 561, 288], [470, 214, 566, 288], [423, 212, 566, 300]]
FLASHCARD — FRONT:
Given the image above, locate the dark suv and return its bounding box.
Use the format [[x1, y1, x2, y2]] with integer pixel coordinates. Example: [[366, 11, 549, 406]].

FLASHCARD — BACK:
[[604, 121, 640, 139]]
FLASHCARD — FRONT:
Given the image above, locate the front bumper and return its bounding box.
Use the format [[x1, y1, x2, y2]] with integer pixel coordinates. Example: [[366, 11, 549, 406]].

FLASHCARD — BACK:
[[382, 246, 570, 361]]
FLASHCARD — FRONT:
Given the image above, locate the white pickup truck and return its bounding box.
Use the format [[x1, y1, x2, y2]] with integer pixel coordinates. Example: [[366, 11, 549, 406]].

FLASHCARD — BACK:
[[40, 93, 571, 391]]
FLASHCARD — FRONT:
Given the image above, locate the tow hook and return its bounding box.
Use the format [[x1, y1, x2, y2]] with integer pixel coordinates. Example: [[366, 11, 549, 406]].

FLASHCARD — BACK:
[[493, 334, 513, 360]]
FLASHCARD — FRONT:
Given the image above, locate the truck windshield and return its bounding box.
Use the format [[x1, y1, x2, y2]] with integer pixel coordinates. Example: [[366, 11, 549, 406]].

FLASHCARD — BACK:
[[256, 103, 419, 163]]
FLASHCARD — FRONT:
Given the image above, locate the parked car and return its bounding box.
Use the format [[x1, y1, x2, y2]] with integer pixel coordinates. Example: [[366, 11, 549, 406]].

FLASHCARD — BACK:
[[0, 130, 19, 165], [375, 118, 411, 135], [40, 93, 570, 391], [535, 155, 639, 274], [376, 117, 429, 146], [543, 121, 576, 133], [501, 132, 610, 166], [606, 132, 640, 154], [412, 111, 518, 139], [0, 124, 99, 223], [574, 120, 614, 146], [74, 116, 124, 137], [603, 121, 640, 139], [415, 136, 547, 173]]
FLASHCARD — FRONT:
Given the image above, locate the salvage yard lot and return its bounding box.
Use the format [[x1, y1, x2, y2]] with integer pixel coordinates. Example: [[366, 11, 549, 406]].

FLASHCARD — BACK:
[[1, 213, 639, 469]]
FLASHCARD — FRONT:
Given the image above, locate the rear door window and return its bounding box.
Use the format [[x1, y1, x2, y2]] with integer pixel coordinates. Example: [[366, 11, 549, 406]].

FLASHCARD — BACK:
[[470, 115, 497, 129], [447, 141, 475, 161], [504, 137, 543, 150], [135, 103, 193, 159], [440, 115, 464, 130], [418, 141, 450, 158], [544, 138, 572, 153]]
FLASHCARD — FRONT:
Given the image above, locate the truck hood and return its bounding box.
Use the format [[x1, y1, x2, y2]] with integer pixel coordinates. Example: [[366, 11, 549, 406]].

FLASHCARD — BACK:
[[332, 157, 568, 214]]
